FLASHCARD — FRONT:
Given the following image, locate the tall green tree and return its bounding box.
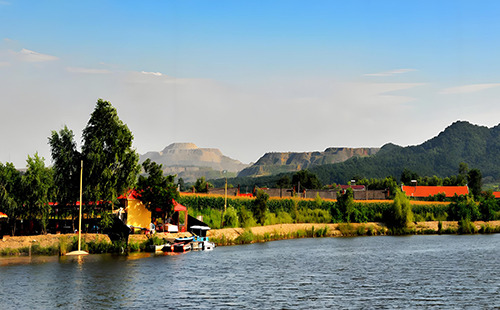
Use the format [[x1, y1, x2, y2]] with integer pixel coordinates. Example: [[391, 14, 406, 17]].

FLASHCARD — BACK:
[[292, 170, 322, 190], [137, 159, 179, 217], [22, 153, 54, 234], [254, 189, 269, 225], [48, 125, 81, 227], [336, 187, 354, 223], [467, 168, 482, 198], [194, 176, 213, 193], [389, 189, 414, 232], [81, 99, 140, 208], [0, 162, 23, 235], [276, 175, 291, 188], [177, 177, 186, 192]]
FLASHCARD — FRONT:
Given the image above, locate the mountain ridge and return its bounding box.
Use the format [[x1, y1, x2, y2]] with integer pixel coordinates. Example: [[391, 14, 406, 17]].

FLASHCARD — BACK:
[[238, 147, 380, 178]]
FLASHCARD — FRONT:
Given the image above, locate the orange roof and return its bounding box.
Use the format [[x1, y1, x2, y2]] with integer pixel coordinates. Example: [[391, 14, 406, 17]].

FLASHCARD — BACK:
[[402, 185, 469, 198], [492, 192, 500, 199]]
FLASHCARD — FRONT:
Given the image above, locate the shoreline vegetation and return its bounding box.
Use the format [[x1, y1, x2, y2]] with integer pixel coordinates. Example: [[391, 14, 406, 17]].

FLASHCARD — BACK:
[[2, 220, 500, 257]]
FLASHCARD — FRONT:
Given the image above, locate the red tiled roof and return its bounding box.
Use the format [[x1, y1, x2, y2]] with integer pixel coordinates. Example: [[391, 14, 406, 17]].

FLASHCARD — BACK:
[[492, 192, 500, 199], [401, 185, 469, 198]]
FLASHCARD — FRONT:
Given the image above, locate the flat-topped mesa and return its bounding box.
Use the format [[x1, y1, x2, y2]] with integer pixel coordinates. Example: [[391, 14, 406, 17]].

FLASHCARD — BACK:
[[237, 147, 380, 177], [162, 142, 198, 151], [139, 142, 248, 182]]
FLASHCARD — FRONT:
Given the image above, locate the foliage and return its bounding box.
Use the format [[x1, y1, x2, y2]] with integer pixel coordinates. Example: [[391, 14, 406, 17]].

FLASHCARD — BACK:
[[48, 125, 80, 211], [99, 211, 115, 230], [137, 159, 179, 217], [238, 205, 257, 228], [22, 153, 54, 234], [336, 187, 354, 222], [458, 218, 477, 234], [223, 206, 239, 228], [178, 178, 186, 192], [448, 195, 480, 221], [467, 168, 482, 198], [234, 228, 254, 244], [276, 175, 291, 188], [193, 176, 213, 193], [81, 99, 140, 207], [0, 162, 23, 235], [254, 189, 269, 225], [292, 170, 322, 190], [388, 189, 413, 231]]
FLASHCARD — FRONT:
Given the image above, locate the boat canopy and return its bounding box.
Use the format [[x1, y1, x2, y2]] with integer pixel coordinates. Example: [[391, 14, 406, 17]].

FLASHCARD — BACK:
[[190, 225, 210, 230]]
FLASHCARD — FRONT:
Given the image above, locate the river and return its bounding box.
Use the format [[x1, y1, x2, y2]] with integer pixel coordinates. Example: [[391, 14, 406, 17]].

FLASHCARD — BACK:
[[1, 235, 500, 309]]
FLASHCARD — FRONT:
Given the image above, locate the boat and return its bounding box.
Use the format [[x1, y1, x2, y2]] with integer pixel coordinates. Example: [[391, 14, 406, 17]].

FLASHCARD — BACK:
[[173, 242, 191, 252], [202, 240, 215, 251], [174, 236, 194, 243]]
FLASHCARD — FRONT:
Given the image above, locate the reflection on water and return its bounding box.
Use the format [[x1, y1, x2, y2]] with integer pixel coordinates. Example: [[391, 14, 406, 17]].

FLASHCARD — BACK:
[[2, 235, 500, 309]]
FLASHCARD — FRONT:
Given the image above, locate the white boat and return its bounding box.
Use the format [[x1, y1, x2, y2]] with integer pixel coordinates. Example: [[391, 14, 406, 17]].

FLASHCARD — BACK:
[[202, 240, 215, 251]]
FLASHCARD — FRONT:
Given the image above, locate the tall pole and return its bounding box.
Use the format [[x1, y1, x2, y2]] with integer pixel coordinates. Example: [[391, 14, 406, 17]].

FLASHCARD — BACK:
[[78, 160, 83, 252]]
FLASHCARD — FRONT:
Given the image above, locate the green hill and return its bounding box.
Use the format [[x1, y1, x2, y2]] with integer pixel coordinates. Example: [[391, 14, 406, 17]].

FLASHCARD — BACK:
[[311, 120, 500, 185], [211, 121, 500, 188]]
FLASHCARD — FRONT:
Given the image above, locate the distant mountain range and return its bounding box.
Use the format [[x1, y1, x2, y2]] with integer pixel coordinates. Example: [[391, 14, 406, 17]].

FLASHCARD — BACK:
[[237, 147, 380, 178], [307, 120, 500, 185], [139, 143, 248, 182], [143, 121, 500, 187], [210, 121, 500, 188]]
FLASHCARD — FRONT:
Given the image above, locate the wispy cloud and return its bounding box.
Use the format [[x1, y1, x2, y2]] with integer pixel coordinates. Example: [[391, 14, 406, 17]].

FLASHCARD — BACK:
[[141, 71, 162, 76], [363, 68, 417, 77], [16, 48, 58, 62], [439, 83, 500, 94], [0, 1, 10, 5], [66, 67, 111, 74], [0, 61, 10, 67]]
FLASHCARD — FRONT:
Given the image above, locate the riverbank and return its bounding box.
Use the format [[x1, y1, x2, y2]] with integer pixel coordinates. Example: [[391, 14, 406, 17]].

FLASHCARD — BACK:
[[2, 220, 500, 255]]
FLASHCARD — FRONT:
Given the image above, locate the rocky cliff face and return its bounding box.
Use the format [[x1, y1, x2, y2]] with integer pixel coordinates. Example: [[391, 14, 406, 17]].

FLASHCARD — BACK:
[[140, 143, 248, 182], [237, 147, 380, 177]]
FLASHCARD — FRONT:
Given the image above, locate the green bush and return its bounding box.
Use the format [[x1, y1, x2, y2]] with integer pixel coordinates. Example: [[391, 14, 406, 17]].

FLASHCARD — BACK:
[[458, 218, 476, 234], [238, 206, 257, 228], [356, 225, 366, 236], [235, 229, 254, 244], [223, 206, 239, 228]]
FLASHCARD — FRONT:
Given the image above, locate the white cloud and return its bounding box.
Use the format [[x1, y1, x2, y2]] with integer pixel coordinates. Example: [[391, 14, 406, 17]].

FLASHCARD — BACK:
[[363, 68, 417, 77], [4, 38, 12, 42], [0, 61, 10, 67], [16, 48, 58, 62], [439, 83, 500, 94], [0, 1, 10, 5], [141, 71, 162, 76], [66, 67, 111, 74]]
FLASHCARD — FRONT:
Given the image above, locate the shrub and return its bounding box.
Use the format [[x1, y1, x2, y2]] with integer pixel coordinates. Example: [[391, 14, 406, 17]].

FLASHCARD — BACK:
[[235, 229, 254, 244], [388, 189, 413, 232], [338, 223, 355, 236], [458, 218, 476, 234], [223, 207, 239, 228], [239, 206, 257, 228], [356, 225, 366, 236]]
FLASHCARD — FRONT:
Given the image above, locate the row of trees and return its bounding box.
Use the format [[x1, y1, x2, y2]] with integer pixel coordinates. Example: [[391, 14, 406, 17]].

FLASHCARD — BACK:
[[0, 99, 179, 236], [0, 154, 53, 235]]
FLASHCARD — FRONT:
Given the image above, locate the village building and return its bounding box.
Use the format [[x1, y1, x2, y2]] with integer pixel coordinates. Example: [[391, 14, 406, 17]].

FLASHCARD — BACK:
[[401, 185, 469, 198]]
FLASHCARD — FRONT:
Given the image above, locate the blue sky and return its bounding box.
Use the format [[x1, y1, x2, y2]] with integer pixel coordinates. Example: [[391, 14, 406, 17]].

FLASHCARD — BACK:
[[1, 1, 500, 168]]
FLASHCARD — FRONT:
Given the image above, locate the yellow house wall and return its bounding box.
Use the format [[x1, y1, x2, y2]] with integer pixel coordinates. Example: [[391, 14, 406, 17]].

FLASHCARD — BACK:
[[126, 199, 151, 228]]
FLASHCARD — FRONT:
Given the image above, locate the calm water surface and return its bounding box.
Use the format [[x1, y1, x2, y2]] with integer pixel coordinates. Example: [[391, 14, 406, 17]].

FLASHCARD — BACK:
[[2, 235, 500, 309]]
